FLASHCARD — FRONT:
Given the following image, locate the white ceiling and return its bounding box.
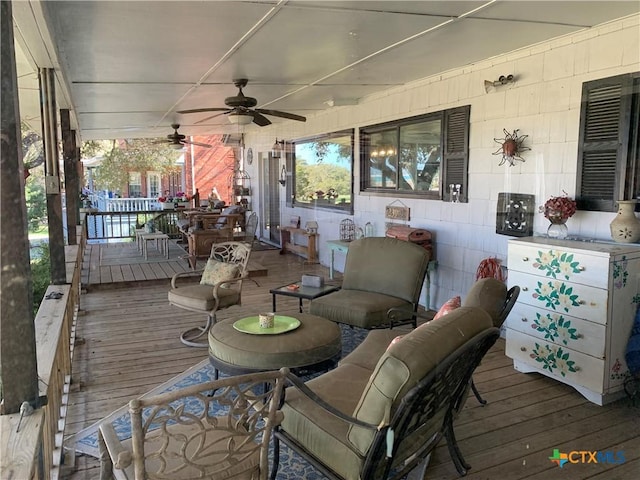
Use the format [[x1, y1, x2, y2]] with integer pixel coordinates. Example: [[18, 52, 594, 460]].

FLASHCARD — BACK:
[[12, 0, 640, 141]]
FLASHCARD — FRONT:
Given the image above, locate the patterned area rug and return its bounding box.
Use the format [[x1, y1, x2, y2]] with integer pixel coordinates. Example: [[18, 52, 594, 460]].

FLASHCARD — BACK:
[[67, 324, 370, 479]]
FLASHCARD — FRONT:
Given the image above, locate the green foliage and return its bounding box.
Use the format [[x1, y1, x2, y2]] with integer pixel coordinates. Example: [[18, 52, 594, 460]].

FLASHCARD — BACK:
[[91, 139, 182, 192], [296, 161, 351, 201], [25, 177, 47, 230], [30, 243, 51, 315]]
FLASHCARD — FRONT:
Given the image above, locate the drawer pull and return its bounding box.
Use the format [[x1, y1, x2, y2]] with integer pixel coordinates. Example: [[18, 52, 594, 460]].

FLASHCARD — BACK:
[[520, 347, 527, 352], [574, 366, 581, 372], [578, 266, 585, 271], [522, 287, 528, 292], [522, 257, 529, 262], [576, 334, 584, 339], [521, 317, 528, 323], [578, 300, 586, 305]]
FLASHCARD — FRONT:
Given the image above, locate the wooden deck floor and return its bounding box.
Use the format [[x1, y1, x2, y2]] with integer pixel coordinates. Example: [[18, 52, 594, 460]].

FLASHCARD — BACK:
[[82, 240, 269, 288], [63, 249, 640, 480]]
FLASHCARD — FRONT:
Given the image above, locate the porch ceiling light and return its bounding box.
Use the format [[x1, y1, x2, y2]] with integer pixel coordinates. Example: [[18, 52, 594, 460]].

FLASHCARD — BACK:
[[228, 112, 253, 125]]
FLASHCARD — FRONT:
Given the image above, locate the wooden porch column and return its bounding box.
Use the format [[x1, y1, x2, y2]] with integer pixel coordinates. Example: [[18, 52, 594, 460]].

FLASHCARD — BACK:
[[39, 67, 66, 284], [0, 0, 40, 414], [61, 109, 78, 245]]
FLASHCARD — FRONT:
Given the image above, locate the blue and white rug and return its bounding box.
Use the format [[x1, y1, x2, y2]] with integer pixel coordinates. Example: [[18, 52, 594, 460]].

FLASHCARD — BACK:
[[67, 324, 371, 479]]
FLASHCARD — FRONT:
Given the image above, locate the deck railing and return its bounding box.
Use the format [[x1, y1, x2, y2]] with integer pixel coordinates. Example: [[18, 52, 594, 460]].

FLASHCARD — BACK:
[[84, 210, 182, 241], [87, 194, 161, 212], [0, 227, 85, 480]]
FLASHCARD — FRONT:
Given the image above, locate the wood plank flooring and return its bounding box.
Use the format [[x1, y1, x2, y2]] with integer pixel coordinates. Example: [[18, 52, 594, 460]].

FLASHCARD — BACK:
[[82, 240, 268, 288], [63, 249, 640, 480]]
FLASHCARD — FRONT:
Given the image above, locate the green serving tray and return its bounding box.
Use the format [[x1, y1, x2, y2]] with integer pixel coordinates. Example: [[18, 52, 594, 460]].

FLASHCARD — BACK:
[[233, 315, 301, 335]]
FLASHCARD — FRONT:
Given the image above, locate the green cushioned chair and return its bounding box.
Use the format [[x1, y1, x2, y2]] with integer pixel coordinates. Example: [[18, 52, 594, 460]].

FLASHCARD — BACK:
[[272, 307, 500, 480], [168, 242, 251, 347], [310, 237, 431, 329]]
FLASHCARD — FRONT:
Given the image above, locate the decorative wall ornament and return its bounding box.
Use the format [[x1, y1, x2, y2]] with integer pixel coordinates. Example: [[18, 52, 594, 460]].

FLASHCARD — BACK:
[[493, 129, 530, 166], [496, 193, 534, 237]]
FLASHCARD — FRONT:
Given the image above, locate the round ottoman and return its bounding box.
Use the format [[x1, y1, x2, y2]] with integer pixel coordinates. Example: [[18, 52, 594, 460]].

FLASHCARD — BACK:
[[209, 313, 342, 375]]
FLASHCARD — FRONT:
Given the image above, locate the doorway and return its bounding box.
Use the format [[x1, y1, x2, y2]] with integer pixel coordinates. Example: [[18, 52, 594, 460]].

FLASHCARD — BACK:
[[259, 152, 281, 245]]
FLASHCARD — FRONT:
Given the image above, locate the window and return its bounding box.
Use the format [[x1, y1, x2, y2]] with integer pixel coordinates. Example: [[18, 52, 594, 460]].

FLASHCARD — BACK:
[[148, 172, 161, 198], [292, 130, 354, 213], [577, 72, 640, 212], [360, 106, 470, 201], [128, 172, 142, 198]]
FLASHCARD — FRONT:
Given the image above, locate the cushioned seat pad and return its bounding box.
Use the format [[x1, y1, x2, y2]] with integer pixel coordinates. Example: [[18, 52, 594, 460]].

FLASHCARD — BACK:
[[168, 284, 239, 311], [310, 290, 411, 329], [209, 314, 341, 370]]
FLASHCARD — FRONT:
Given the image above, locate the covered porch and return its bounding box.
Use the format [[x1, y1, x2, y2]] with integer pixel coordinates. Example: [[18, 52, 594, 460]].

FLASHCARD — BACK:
[[66, 246, 640, 479]]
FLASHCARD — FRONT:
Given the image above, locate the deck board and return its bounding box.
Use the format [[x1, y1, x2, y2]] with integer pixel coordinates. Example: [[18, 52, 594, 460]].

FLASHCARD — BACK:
[[63, 248, 640, 480]]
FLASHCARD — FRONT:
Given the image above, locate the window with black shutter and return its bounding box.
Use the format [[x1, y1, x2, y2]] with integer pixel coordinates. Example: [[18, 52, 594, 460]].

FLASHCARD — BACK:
[[360, 106, 470, 202], [577, 73, 640, 212]]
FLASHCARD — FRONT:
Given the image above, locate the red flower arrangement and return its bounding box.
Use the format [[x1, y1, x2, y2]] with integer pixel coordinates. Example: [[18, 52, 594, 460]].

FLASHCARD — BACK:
[[540, 194, 577, 222]]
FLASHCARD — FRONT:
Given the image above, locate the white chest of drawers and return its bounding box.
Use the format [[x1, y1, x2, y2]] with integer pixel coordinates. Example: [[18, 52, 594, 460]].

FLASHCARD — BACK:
[[506, 237, 640, 405]]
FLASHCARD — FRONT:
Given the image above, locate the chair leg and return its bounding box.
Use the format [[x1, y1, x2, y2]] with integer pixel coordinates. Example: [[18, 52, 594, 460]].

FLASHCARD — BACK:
[[471, 378, 487, 405], [180, 315, 214, 347], [270, 433, 281, 480], [444, 415, 471, 476]]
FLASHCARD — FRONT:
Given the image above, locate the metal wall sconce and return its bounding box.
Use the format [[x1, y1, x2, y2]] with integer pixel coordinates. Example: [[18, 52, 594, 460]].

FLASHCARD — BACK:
[[272, 138, 285, 159], [279, 165, 287, 186], [484, 74, 516, 93]]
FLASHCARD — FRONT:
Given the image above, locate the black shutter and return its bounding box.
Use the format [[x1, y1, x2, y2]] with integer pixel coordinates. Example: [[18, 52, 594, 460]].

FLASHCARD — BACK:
[[285, 151, 293, 208], [576, 75, 633, 212], [442, 105, 470, 202]]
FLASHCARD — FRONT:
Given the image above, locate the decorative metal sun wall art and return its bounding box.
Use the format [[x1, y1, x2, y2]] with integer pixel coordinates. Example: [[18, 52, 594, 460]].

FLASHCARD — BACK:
[[493, 129, 530, 166]]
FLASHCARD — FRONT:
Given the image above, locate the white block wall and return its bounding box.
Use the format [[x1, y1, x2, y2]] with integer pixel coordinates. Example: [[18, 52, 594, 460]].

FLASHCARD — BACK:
[[246, 14, 640, 310]]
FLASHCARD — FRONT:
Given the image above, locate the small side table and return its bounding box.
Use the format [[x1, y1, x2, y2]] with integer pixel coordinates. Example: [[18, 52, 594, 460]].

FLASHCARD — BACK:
[[141, 233, 169, 260], [270, 283, 340, 312], [135, 228, 147, 252], [279, 227, 318, 263]]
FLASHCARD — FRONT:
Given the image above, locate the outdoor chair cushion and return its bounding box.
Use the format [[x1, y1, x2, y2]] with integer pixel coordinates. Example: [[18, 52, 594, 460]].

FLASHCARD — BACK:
[[216, 205, 243, 227], [462, 278, 507, 327], [168, 285, 240, 312], [311, 290, 411, 329], [200, 259, 240, 286], [280, 307, 493, 479]]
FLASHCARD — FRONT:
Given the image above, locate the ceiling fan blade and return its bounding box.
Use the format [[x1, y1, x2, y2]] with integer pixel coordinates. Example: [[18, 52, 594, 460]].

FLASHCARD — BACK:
[[255, 109, 306, 122], [177, 107, 231, 114], [183, 139, 212, 148], [195, 111, 230, 125], [251, 112, 272, 127]]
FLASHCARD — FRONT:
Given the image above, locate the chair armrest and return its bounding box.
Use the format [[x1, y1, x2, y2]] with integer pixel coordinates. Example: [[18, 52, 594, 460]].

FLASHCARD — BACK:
[[284, 371, 378, 431], [171, 269, 204, 288], [386, 307, 433, 327], [98, 422, 133, 471]]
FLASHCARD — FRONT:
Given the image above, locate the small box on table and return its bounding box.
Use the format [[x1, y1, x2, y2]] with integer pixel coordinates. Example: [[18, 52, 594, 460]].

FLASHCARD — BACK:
[[301, 275, 324, 288]]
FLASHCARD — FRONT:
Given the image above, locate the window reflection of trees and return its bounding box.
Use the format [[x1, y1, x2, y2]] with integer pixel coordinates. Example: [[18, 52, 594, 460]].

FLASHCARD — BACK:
[[294, 130, 353, 212]]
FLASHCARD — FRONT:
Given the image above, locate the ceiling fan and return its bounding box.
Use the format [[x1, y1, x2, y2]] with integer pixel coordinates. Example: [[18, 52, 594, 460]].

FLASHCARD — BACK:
[[177, 79, 307, 127], [156, 124, 212, 149]]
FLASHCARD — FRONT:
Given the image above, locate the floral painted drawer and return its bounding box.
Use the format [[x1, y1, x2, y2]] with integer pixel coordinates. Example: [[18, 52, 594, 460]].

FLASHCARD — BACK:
[[506, 329, 605, 394], [507, 237, 640, 405], [508, 270, 608, 325], [507, 302, 606, 358], [508, 243, 608, 289]]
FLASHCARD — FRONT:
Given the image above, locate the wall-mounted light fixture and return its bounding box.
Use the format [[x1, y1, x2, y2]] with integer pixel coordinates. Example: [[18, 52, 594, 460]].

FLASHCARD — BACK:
[[272, 138, 285, 159], [279, 165, 287, 186], [484, 74, 516, 93]]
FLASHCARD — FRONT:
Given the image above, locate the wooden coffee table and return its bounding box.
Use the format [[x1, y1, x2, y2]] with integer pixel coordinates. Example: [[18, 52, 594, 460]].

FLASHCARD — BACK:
[[269, 283, 340, 312], [208, 313, 342, 378]]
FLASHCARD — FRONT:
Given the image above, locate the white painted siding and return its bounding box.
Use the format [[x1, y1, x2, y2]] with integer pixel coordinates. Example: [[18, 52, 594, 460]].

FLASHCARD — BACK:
[[246, 14, 640, 309]]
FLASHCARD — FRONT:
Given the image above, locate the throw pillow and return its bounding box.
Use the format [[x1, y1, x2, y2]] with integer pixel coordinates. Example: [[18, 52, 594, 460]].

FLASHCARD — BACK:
[[200, 259, 240, 287], [386, 334, 405, 351], [433, 295, 461, 321]]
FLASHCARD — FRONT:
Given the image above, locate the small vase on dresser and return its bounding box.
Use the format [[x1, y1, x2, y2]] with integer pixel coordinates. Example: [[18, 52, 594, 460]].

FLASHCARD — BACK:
[[610, 200, 640, 243]]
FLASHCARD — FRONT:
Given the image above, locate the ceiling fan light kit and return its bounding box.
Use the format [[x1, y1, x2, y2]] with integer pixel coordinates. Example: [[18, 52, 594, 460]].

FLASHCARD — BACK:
[[178, 79, 306, 127], [228, 112, 253, 125]]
